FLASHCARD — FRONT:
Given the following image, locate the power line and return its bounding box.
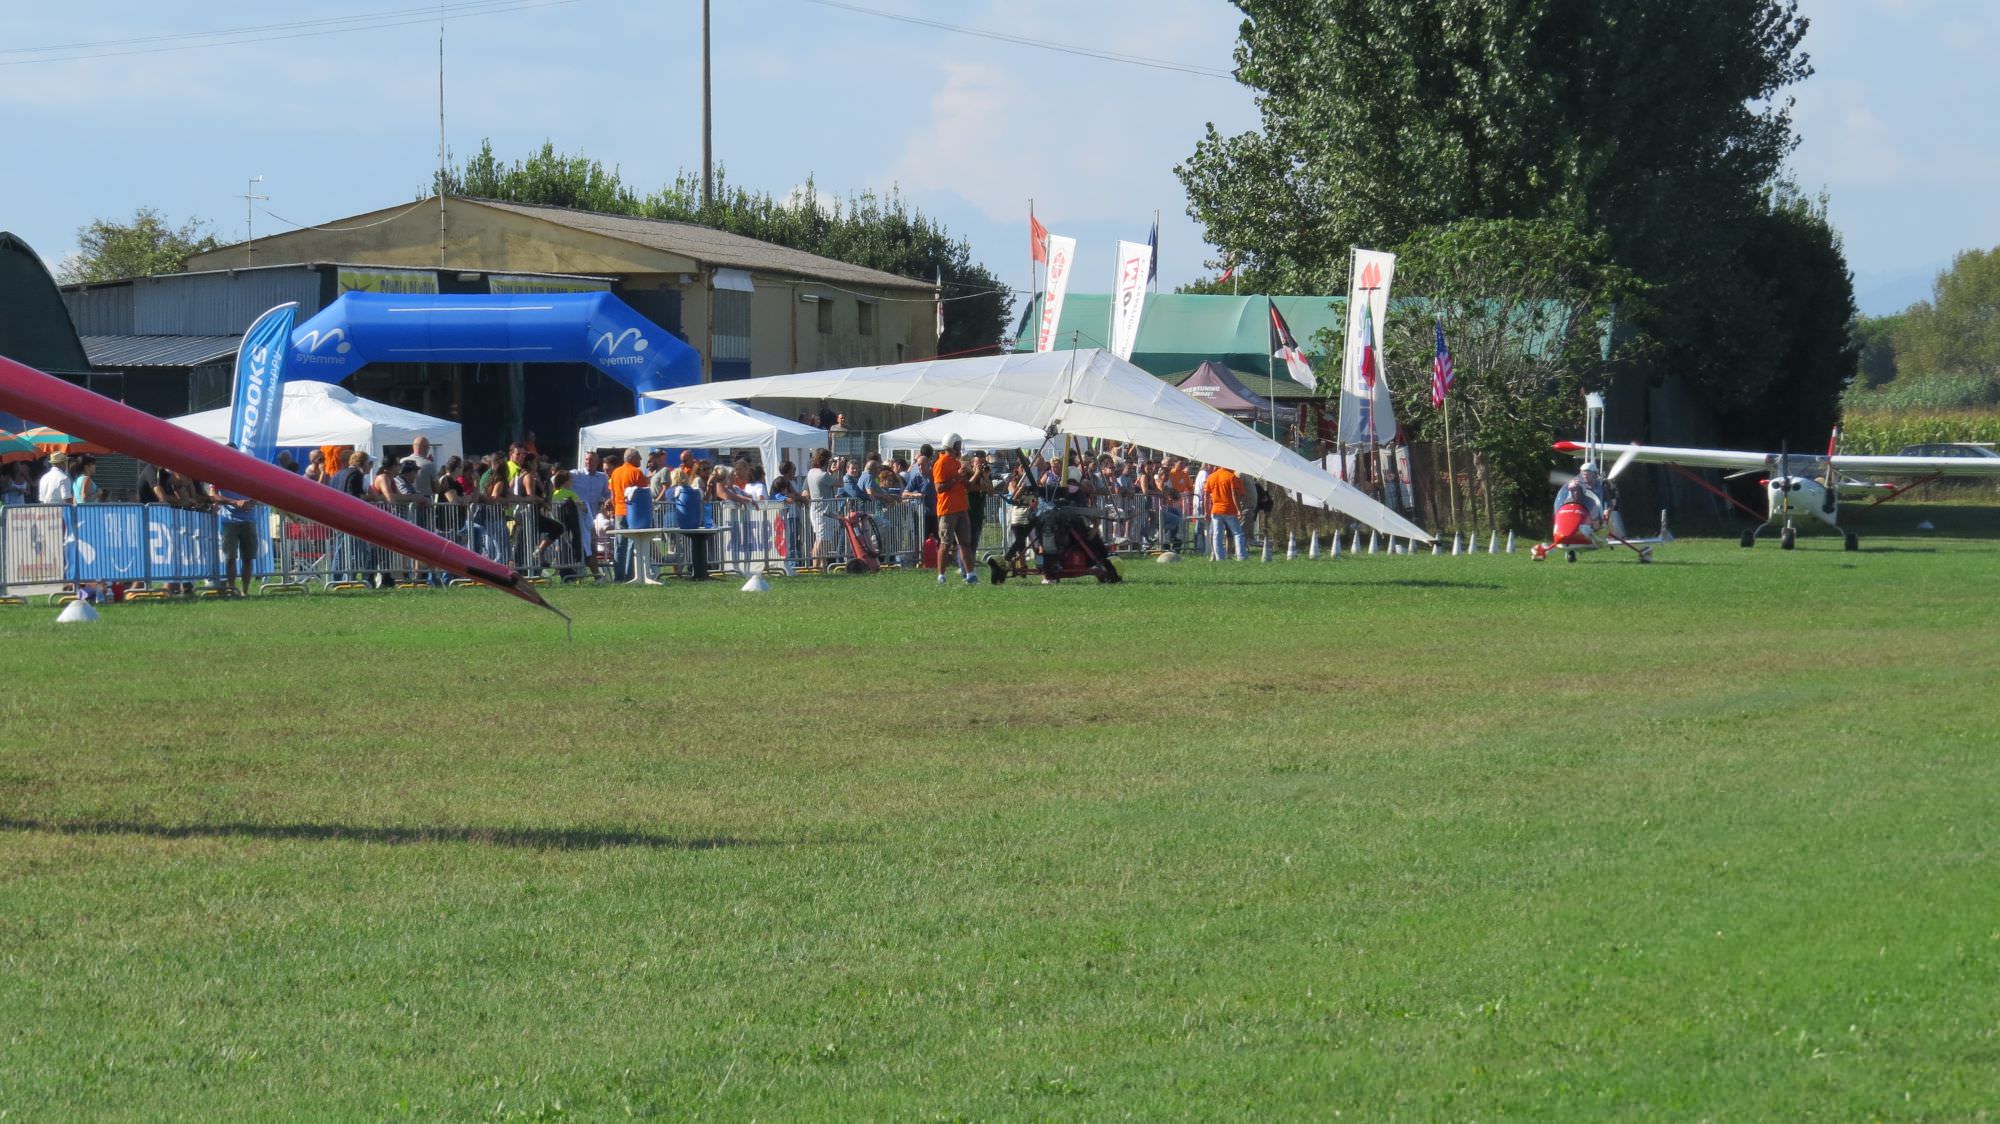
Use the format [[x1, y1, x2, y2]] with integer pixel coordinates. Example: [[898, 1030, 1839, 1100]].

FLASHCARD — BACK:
[[797, 0, 1235, 80], [0, 0, 586, 66]]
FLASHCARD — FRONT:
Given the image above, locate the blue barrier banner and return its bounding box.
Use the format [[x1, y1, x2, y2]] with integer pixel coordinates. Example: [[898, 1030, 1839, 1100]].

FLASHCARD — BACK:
[[229, 302, 297, 465], [66, 504, 272, 581]]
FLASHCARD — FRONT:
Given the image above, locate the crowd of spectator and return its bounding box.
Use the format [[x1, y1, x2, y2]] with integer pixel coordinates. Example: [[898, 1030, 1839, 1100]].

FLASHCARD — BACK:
[[1, 429, 1280, 592]]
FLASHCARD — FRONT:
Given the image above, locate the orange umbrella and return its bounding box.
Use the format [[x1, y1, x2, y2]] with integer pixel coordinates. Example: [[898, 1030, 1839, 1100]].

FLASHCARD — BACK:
[[20, 426, 113, 455], [0, 429, 42, 464]]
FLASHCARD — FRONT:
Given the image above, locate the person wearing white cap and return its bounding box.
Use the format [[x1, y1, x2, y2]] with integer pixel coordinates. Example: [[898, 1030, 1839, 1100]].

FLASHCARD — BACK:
[[931, 432, 979, 584], [37, 453, 71, 505]]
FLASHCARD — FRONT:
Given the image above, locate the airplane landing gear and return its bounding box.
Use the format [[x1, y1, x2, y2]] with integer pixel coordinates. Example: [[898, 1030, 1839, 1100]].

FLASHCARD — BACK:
[[1844, 532, 1859, 551], [1781, 526, 1797, 550], [1739, 528, 1757, 548]]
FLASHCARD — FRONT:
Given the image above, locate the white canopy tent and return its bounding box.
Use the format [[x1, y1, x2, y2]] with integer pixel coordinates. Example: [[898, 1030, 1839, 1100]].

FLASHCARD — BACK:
[[877, 411, 1054, 459], [577, 401, 825, 477], [168, 381, 461, 465], [650, 348, 1429, 540]]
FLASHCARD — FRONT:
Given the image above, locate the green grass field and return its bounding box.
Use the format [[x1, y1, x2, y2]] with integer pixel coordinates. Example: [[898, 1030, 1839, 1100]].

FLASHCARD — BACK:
[[3, 508, 1998, 1119]]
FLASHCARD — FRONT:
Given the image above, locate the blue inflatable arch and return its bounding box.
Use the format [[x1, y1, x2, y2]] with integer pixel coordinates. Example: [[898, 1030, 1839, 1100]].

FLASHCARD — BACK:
[[287, 292, 700, 412]]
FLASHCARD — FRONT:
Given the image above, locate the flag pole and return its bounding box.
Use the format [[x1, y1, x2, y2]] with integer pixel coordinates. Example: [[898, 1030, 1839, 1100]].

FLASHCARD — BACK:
[[1028, 199, 1039, 345], [1443, 394, 1458, 530]]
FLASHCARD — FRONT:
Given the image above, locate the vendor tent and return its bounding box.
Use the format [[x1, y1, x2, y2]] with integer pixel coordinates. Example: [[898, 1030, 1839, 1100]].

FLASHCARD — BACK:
[[1176, 360, 1296, 429], [578, 401, 824, 476], [168, 381, 461, 465], [878, 411, 1052, 459], [650, 348, 1428, 540]]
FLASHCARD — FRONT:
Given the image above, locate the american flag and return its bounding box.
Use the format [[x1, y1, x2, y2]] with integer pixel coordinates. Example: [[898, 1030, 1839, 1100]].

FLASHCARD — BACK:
[[1430, 321, 1454, 408]]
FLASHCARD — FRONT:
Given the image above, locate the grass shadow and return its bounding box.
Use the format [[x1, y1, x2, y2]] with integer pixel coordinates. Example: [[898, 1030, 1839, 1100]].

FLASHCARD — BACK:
[[0, 817, 785, 852], [1165, 577, 1505, 590]]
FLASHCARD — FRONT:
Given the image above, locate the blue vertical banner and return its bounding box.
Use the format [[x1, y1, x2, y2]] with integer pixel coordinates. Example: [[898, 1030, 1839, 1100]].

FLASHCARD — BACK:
[[229, 302, 298, 464]]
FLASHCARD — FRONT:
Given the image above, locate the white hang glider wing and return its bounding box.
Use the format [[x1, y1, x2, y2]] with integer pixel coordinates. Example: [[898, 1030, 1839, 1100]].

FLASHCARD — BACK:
[[652, 348, 1431, 541]]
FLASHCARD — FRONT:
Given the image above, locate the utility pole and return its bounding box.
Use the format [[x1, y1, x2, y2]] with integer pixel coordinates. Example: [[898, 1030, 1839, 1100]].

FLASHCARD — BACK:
[[438, 0, 448, 264], [701, 0, 713, 210], [243, 175, 266, 267]]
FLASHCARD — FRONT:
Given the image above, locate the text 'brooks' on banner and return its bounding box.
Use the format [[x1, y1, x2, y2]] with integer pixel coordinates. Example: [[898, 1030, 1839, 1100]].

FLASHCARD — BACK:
[[229, 302, 298, 465]]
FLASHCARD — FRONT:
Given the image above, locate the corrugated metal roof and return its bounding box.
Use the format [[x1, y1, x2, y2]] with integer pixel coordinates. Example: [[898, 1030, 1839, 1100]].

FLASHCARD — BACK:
[[467, 199, 934, 291], [83, 334, 240, 368]]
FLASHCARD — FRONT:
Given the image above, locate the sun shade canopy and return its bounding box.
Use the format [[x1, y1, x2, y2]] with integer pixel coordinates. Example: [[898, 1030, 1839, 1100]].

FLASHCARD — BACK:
[[649, 348, 1429, 540]]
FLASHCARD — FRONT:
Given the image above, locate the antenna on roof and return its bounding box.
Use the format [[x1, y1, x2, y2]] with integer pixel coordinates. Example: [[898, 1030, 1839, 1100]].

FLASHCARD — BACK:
[[242, 175, 266, 268]]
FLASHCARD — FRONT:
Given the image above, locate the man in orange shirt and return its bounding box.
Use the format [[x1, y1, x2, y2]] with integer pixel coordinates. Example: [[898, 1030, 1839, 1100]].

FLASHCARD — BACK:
[[931, 433, 978, 584], [1203, 462, 1246, 561], [607, 448, 648, 581]]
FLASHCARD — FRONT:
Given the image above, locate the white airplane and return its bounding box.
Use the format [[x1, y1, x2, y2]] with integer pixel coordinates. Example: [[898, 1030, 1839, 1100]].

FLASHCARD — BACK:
[[1553, 427, 2000, 550]]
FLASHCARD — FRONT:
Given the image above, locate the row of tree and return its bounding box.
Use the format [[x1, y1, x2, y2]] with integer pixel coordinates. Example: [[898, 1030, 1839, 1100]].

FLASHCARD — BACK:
[[1176, 0, 1860, 521], [1851, 248, 2000, 398], [431, 141, 1012, 356]]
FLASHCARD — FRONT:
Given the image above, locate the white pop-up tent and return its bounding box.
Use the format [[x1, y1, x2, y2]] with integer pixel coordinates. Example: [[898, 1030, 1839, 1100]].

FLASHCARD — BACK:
[[169, 381, 460, 464], [578, 401, 825, 477], [650, 348, 1429, 540], [877, 411, 1053, 459]]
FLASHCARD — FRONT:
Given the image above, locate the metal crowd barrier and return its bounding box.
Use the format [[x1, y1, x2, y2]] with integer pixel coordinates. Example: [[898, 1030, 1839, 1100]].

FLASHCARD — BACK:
[[0, 491, 1267, 601], [0, 501, 267, 599]]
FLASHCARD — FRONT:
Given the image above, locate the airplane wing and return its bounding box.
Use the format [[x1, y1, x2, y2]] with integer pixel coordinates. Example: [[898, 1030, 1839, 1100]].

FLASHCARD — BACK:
[[1556, 440, 2000, 480], [1552, 440, 1770, 472], [1829, 454, 2000, 479]]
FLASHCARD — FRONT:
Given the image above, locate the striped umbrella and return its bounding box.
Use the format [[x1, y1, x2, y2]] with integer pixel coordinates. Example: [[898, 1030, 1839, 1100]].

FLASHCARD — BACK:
[[20, 426, 112, 455], [0, 429, 41, 464]]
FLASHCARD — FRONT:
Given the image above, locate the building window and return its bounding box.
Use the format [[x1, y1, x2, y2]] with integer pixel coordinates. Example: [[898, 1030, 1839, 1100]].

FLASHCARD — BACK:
[[816, 297, 833, 334], [857, 300, 876, 336], [713, 289, 752, 366]]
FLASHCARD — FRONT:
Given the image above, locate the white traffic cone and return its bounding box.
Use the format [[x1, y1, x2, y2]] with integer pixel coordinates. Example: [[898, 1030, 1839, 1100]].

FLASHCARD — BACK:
[[1261, 539, 1271, 563], [1366, 532, 1378, 554], [1308, 531, 1320, 559], [740, 573, 771, 593], [1451, 534, 1461, 556], [1286, 533, 1297, 560], [1431, 538, 1441, 555], [1351, 529, 1363, 553], [56, 598, 99, 623], [1329, 533, 1341, 558], [1488, 532, 1499, 554], [1505, 531, 1516, 553]]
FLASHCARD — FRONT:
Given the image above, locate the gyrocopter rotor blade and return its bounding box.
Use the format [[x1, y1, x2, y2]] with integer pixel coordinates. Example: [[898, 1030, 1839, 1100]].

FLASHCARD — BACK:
[[1608, 445, 1640, 481]]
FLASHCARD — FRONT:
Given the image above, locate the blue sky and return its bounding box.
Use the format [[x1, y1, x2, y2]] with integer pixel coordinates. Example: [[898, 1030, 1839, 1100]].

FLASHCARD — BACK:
[[1, 0, 1992, 316]]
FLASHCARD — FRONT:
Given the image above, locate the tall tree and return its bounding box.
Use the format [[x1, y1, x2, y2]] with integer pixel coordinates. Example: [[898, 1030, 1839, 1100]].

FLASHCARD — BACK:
[[59, 207, 222, 284], [1366, 218, 1636, 527], [1178, 0, 1820, 420], [1894, 247, 2000, 382], [434, 142, 1011, 354], [1851, 314, 1902, 389]]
